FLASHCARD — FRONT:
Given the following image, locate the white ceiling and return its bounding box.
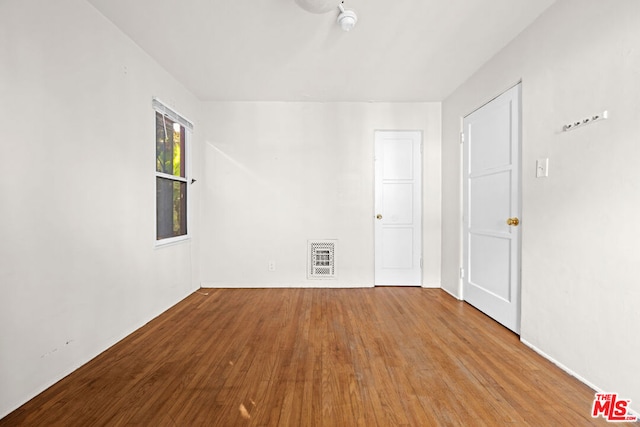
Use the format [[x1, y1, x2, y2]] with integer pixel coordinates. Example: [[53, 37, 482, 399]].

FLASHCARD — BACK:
[[87, 0, 556, 102]]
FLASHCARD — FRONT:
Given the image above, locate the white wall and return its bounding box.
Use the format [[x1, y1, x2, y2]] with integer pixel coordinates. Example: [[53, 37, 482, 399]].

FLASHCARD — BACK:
[[200, 102, 441, 288], [0, 0, 201, 417], [442, 0, 640, 408]]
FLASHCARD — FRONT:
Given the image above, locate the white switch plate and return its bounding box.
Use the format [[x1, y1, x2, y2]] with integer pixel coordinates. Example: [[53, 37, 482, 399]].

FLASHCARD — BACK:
[[536, 158, 549, 178]]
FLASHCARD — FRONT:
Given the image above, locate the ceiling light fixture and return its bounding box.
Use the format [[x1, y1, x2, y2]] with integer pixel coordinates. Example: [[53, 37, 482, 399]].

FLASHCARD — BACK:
[[294, 0, 336, 14], [337, 2, 357, 32]]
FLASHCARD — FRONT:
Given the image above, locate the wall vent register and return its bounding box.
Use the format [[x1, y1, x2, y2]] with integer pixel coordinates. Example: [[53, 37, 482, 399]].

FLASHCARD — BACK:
[[308, 240, 337, 279]]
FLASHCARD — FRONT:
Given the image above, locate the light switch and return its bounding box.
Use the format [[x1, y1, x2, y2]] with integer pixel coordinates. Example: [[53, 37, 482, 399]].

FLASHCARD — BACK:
[[536, 158, 549, 178]]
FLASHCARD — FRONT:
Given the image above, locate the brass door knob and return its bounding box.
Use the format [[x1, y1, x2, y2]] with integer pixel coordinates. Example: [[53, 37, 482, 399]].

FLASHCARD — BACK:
[[376, 214, 383, 220], [506, 217, 520, 226]]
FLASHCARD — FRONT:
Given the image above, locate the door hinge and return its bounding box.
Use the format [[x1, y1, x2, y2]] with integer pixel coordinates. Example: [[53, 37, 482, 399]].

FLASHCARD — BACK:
[[420, 258, 423, 269], [460, 132, 465, 143], [459, 267, 465, 279]]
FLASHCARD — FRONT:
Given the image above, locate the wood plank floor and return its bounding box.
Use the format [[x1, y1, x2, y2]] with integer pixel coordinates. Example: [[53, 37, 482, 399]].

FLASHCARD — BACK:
[[1, 288, 609, 426]]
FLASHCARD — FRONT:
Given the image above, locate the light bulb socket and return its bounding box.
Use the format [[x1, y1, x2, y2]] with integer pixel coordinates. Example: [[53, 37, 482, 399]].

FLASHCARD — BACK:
[[337, 9, 357, 31]]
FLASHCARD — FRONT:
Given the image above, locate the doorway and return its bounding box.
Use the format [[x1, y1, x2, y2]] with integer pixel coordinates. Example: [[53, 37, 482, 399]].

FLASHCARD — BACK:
[[374, 130, 422, 286], [462, 84, 521, 333]]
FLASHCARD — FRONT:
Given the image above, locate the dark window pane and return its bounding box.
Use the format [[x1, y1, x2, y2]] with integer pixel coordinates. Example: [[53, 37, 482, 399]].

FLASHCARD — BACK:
[[155, 112, 185, 177], [156, 177, 187, 240]]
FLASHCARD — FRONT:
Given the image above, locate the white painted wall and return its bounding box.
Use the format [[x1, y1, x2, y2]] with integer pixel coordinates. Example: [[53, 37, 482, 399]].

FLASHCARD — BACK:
[[442, 0, 640, 408], [0, 0, 201, 417], [200, 102, 441, 288]]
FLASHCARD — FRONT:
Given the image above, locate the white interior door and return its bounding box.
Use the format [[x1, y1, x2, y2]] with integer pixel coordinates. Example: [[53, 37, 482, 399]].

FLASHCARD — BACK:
[[374, 131, 422, 286], [463, 84, 521, 333]]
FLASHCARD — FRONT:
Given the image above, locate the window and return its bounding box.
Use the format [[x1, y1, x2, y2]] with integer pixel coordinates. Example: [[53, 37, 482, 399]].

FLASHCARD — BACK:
[[153, 99, 192, 244]]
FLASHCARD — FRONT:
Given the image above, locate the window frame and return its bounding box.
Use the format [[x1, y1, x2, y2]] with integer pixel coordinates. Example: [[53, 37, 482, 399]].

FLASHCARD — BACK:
[[153, 98, 193, 247]]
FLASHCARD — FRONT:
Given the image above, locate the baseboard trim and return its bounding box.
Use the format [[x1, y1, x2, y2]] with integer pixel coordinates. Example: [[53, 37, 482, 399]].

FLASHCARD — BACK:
[[421, 283, 441, 289], [200, 283, 374, 289], [0, 287, 197, 420], [520, 338, 601, 390], [520, 338, 639, 418], [441, 286, 462, 300]]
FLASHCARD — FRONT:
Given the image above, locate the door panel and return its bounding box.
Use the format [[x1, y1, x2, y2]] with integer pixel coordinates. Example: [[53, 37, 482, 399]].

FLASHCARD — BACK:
[[383, 183, 414, 224], [375, 131, 422, 286], [382, 228, 414, 269], [463, 84, 521, 333], [470, 102, 513, 170], [382, 139, 414, 179], [470, 234, 511, 301], [470, 171, 511, 230]]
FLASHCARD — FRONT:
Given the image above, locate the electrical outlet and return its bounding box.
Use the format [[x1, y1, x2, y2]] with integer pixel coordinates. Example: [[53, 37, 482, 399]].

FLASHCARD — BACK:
[[268, 261, 276, 272]]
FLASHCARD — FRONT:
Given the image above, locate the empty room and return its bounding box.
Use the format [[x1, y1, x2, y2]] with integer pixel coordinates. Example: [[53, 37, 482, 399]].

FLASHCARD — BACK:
[[1, 0, 638, 425]]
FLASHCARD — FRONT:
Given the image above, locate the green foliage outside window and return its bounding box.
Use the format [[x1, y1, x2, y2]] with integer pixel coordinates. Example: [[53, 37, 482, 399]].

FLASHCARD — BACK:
[[156, 112, 187, 239]]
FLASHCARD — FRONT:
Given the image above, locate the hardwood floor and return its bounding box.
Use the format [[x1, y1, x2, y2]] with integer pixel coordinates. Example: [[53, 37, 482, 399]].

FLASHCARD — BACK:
[[1, 288, 609, 426]]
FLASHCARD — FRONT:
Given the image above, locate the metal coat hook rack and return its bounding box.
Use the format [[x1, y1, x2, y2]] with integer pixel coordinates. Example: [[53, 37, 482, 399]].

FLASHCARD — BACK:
[[563, 110, 608, 132]]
